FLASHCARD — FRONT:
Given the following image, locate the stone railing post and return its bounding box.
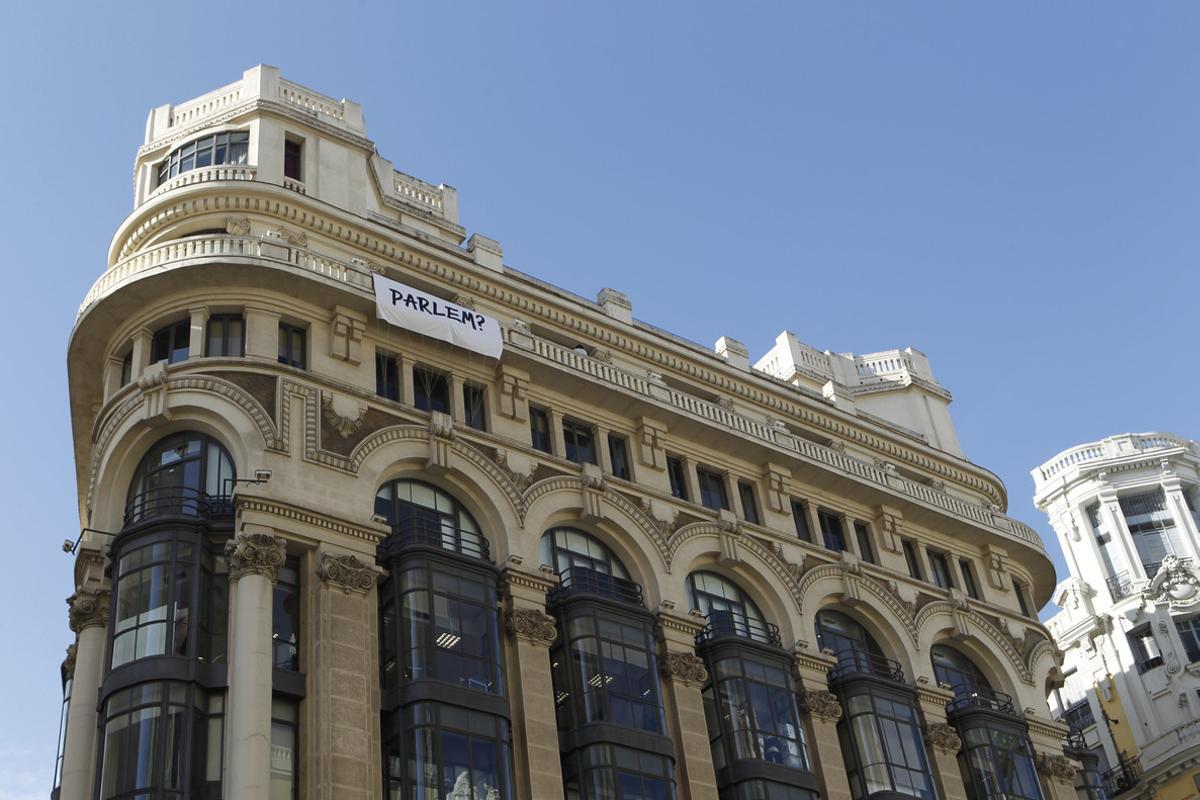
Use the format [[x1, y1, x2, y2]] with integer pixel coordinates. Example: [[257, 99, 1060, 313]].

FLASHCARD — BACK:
[[917, 684, 968, 800], [795, 650, 852, 800], [502, 563, 564, 800], [225, 528, 287, 800], [658, 611, 719, 800], [59, 587, 110, 800]]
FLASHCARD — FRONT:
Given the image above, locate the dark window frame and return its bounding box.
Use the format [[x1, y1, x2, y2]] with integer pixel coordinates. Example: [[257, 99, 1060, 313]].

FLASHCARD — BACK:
[[529, 405, 551, 453], [667, 455, 689, 501], [928, 550, 954, 590], [204, 313, 244, 358], [562, 418, 598, 465], [959, 559, 981, 600], [270, 696, 299, 800], [463, 383, 487, 431], [273, 555, 300, 671], [375, 350, 399, 401], [277, 322, 306, 369], [283, 137, 303, 182], [608, 434, 631, 481], [151, 318, 190, 365], [902, 540, 923, 580], [697, 467, 729, 511], [413, 365, 450, 414], [156, 130, 249, 186], [791, 499, 811, 542], [817, 510, 846, 552], [853, 522, 875, 564], [738, 481, 761, 525]]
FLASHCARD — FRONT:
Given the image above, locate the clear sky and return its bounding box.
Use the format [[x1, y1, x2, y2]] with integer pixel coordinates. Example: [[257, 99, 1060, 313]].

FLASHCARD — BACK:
[[2, 2, 1198, 797]]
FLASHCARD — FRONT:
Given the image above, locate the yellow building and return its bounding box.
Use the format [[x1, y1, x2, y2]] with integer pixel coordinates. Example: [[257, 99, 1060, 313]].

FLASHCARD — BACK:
[[55, 65, 1079, 800]]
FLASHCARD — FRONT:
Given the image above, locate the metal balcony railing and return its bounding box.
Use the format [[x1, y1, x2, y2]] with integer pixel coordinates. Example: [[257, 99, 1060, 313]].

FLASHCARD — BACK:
[[946, 686, 1017, 716], [695, 610, 782, 647], [124, 487, 233, 527], [1107, 571, 1134, 601], [379, 515, 491, 561], [547, 566, 645, 607], [1061, 701, 1096, 732], [1101, 757, 1141, 796], [1063, 728, 1088, 751], [827, 649, 906, 684]]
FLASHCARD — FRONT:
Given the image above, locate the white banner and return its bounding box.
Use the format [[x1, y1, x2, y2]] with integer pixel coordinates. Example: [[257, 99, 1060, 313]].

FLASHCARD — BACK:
[[373, 275, 503, 359]]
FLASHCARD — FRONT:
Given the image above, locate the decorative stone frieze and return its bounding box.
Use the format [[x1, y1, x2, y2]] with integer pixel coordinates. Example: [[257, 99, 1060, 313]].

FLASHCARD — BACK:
[[328, 308, 365, 364], [67, 588, 110, 633], [636, 418, 666, 469], [660, 652, 708, 688], [924, 723, 962, 754], [492, 448, 534, 492], [764, 463, 791, 513], [801, 690, 843, 722], [316, 552, 377, 594], [321, 391, 366, 437], [225, 532, 287, 582], [1035, 752, 1079, 785], [226, 215, 250, 236], [505, 608, 557, 647], [1143, 554, 1200, 609]]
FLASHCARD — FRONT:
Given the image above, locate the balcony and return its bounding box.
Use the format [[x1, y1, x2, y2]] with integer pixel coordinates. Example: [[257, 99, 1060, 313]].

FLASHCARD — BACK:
[[1107, 571, 1134, 601], [827, 649, 906, 684], [124, 487, 233, 527], [547, 566, 644, 607], [695, 610, 782, 647], [946, 686, 1017, 716], [1101, 757, 1141, 796], [378, 515, 490, 561], [1061, 701, 1096, 732]]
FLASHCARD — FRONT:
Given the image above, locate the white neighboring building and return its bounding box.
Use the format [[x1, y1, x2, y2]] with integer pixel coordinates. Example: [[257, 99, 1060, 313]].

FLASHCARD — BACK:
[[1034, 433, 1200, 800]]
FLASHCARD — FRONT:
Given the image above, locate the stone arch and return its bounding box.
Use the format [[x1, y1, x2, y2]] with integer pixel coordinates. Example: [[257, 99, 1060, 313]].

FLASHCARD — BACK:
[[531, 515, 668, 609], [1029, 639, 1065, 693], [916, 601, 1033, 689]]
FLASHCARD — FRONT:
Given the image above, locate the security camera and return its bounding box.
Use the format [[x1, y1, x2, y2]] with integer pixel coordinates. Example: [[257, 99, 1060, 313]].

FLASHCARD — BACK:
[[62, 539, 75, 553], [371, 514, 389, 526], [254, 468, 272, 483]]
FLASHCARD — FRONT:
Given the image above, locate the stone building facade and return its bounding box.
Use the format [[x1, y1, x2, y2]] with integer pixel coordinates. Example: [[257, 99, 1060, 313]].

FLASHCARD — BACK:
[[56, 65, 1076, 800], [1037, 433, 1200, 800]]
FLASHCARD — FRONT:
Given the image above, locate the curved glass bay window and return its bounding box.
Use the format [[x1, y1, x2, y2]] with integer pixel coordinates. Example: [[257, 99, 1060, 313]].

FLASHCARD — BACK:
[[156, 130, 249, 185], [689, 572, 814, 800], [376, 479, 513, 799], [816, 611, 936, 800], [930, 645, 1041, 800], [544, 528, 675, 800], [96, 433, 235, 800]]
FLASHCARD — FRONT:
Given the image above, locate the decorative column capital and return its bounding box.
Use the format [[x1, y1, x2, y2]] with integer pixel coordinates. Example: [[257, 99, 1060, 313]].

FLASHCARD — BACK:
[[63, 643, 78, 678], [67, 588, 110, 633], [1035, 752, 1079, 786], [801, 689, 843, 722], [924, 722, 962, 754], [225, 531, 287, 582], [660, 651, 708, 688], [505, 607, 557, 647], [316, 552, 377, 594]]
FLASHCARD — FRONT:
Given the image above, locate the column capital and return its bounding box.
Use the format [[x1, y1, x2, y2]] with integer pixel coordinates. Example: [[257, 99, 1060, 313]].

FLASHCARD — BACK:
[[505, 607, 557, 647], [1034, 752, 1079, 786], [315, 550, 378, 594], [924, 722, 962, 755], [801, 689, 843, 722], [225, 529, 287, 582], [62, 643, 78, 678], [67, 587, 110, 633], [660, 651, 708, 688]]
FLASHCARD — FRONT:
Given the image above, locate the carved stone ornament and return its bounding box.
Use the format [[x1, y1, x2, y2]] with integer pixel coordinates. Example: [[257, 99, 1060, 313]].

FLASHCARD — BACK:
[[67, 588, 111, 633], [321, 392, 366, 437], [1035, 753, 1079, 785], [1143, 554, 1200, 608], [661, 652, 709, 688], [225, 532, 287, 582], [63, 643, 78, 677], [924, 723, 962, 754], [506, 608, 557, 647], [225, 216, 251, 236], [802, 690, 843, 722], [316, 552, 376, 594]]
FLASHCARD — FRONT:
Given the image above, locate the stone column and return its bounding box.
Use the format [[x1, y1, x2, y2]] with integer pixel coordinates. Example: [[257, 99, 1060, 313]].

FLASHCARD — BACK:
[[59, 588, 110, 800], [188, 305, 210, 358], [313, 549, 381, 800], [225, 529, 287, 800], [659, 612, 719, 800], [244, 305, 281, 362], [917, 685, 968, 800], [502, 565, 564, 800], [795, 650, 852, 800]]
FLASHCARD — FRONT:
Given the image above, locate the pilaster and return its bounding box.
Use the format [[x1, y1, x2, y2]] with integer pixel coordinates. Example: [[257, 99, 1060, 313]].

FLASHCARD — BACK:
[[794, 650, 852, 800], [188, 305, 210, 358], [59, 586, 110, 800], [916, 684, 968, 800], [245, 304, 281, 362], [1028, 716, 1078, 800], [659, 611, 719, 800]]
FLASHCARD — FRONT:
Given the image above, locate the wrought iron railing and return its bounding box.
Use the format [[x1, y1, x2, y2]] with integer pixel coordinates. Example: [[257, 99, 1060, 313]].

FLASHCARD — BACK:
[[378, 515, 491, 561], [1063, 728, 1088, 751], [696, 610, 782, 647], [827, 648, 906, 684], [124, 487, 233, 526], [1061, 701, 1096, 732], [548, 566, 644, 607], [1101, 757, 1141, 796], [946, 686, 1017, 716], [1107, 571, 1134, 601]]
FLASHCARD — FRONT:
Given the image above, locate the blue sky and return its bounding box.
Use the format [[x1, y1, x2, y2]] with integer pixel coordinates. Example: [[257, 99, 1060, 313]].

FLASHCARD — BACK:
[[3, 2, 1199, 797]]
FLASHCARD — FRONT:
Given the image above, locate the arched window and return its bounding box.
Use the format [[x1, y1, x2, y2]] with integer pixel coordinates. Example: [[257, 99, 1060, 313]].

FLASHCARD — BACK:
[[125, 433, 235, 525], [687, 571, 776, 645], [156, 130, 249, 185], [815, 610, 935, 800], [545, 529, 674, 800], [375, 479, 488, 559]]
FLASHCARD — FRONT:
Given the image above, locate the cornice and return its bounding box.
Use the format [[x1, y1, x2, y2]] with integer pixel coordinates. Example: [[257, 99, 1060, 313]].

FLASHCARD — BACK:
[[237, 496, 387, 545]]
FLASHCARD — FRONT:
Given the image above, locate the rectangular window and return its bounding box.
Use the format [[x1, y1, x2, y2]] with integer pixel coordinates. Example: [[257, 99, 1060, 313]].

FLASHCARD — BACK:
[[151, 319, 190, 364], [1129, 627, 1163, 673], [738, 481, 760, 525], [817, 510, 845, 552], [853, 522, 875, 564], [902, 540, 922, 579], [284, 138, 303, 181], [1014, 578, 1033, 617], [270, 697, 298, 800], [562, 419, 597, 464], [791, 500, 811, 542], [277, 323, 306, 369], [273, 556, 300, 671], [960, 559, 980, 599], [413, 366, 450, 414], [530, 406, 551, 453], [667, 456, 688, 500], [205, 314, 244, 357], [120, 351, 133, 386], [697, 467, 728, 511], [609, 435, 631, 480], [375, 351, 399, 401], [1121, 490, 1185, 576], [463, 384, 487, 431], [1176, 618, 1200, 664], [928, 550, 953, 589]]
